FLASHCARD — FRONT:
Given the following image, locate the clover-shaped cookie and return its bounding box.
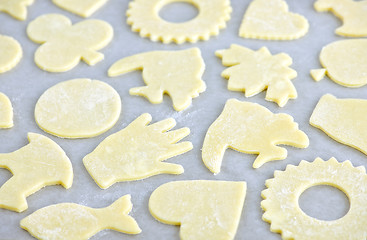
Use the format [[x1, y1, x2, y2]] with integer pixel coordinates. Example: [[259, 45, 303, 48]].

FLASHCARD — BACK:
[[0, 0, 34, 20], [27, 14, 113, 72]]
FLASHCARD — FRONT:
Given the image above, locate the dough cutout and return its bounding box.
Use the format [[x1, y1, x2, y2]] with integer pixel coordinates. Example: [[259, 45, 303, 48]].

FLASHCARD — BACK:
[[52, 0, 108, 18], [0, 35, 22, 73], [27, 14, 113, 72], [202, 99, 309, 173], [239, 0, 309, 40], [0, 92, 13, 128], [84, 113, 192, 189], [216, 44, 297, 107], [126, 0, 232, 44], [108, 48, 206, 111], [310, 94, 367, 156], [149, 180, 246, 240], [0, 133, 73, 212], [262, 157, 367, 240], [314, 0, 367, 37], [21, 194, 141, 240], [315, 39, 367, 87], [310, 68, 326, 82], [0, 0, 34, 20], [35, 78, 121, 139]]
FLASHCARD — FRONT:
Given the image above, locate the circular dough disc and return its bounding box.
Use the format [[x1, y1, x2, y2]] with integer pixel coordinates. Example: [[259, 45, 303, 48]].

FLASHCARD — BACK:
[[35, 78, 121, 138]]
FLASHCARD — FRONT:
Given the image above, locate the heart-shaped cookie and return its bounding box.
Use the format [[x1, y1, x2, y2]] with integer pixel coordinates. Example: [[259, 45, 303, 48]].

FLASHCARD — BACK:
[[52, 0, 108, 18]]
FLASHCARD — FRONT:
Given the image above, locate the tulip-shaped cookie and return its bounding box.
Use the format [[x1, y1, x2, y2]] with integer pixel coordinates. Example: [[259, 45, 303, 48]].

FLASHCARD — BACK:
[[27, 14, 113, 72], [84, 113, 193, 189], [0, 0, 34, 20], [0, 35, 22, 73], [108, 48, 206, 111], [52, 0, 108, 18], [0, 92, 13, 128], [202, 99, 309, 173], [21, 195, 141, 240], [0, 133, 73, 212]]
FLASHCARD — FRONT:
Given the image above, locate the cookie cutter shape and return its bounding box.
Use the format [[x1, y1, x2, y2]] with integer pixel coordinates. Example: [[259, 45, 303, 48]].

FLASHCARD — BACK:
[[149, 180, 246, 240], [0, 0, 34, 20], [126, 0, 232, 44], [0, 35, 22, 73], [21, 195, 141, 240], [27, 14, 113, 72], [35, 78, 121, 139], [239, 0, 309, 40], [262, 157, 367, 240], [315, 0, 367, 37], [108, 48, 206, 111], [0, 92, 13, 128], [0, 133, 73, 212], [202, 99, 309, 173], [310, 94, 367, 156], [52, 0, 108, 18], [84, 113, 192, 189], [216, 44, 298, 107]]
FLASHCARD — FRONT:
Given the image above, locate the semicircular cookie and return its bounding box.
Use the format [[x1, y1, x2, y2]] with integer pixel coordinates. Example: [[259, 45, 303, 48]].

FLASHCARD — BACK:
[[0, 35, 22, 73], [0, 92, 13, 128], [35, 78, 121, 138], [0, 0, 34, 20], [52, 0, 108, 18]]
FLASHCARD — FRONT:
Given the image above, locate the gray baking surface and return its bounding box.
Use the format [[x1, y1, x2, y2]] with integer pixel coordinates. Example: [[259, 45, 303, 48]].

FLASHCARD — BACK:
[[0, 0, 361, 239]]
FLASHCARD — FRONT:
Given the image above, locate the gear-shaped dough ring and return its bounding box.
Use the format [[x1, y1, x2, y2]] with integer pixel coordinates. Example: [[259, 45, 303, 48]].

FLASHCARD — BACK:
[[261, 157, 367, 240], [126, 0, 232, 44]]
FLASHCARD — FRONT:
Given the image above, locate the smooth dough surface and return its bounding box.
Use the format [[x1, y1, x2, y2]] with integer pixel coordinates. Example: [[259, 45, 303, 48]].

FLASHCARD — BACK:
[[239, 0, 309, 40], [0, 35, 22, 73], [83, 113, 192, 189], [216, 44, 297, 107], [310, 68, 326, 82], [27, 14, 113, 72], [0, 92, 13, 128], [126, 0, 232, 44], [21, 195, 141, 240], [35, 78, 121, 139], [52, 0, 108, 18], [0, 0, 34, 20], [202, 99, 309, 173], [108, 48, 206, 111], [310, 94, 367, 156], [0, 133, 73, 212], [262, 157, 367, 240], [149, 180, 247, 240], [314, 0, 367, 37]]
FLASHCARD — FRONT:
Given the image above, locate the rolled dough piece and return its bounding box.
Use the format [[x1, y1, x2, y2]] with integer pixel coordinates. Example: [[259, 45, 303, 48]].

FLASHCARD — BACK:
[[35, 78, 121, 139], [0, 92, 13, 128], [0, 0, 34, 20], [310, 68, 326, 82], [0, 35, 22, 73], [52, 0, 108, 18]]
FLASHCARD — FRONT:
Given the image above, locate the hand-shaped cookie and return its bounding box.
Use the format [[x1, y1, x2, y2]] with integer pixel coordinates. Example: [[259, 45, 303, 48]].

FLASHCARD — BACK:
[[0, 0, 34, 20]]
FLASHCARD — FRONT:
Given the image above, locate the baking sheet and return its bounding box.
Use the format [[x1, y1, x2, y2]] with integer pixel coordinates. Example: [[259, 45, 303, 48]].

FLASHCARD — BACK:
[[0, 0, 361, 239]]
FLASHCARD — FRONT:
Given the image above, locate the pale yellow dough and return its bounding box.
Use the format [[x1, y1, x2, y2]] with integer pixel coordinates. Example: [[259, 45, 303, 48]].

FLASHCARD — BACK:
[[0, 133, 73, 212], [310, 94, 367, 156], [21, 195, 141, 240], [0, 35, 22, 73], [108, 48, 206, 111], [126, 0, 232, 44], [83, 113, 192, 189], [315, 0, 367, 37], [0, 92, 13, 128], [149, 180, 246, 240], [239, 0, 309, 40], [35, 78, 121, 139], [310, 68, 326, 82], [0, 0, 34, 20], [216, 44, 297, 107], [27, 14, 113, 72], [262, 157, 367, 240], [52, 0, 108, 18], [202, 99, 309, 173]]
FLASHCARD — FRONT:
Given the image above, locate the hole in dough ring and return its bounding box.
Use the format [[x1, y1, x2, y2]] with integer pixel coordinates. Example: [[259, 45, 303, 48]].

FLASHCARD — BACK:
[[261, 157, 367, 240], [126, 0, 232, 44]]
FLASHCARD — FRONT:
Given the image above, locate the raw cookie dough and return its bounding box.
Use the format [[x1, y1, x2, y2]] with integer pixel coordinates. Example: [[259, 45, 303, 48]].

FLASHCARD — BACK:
[[83, 113, 192, 189], [108, 48, 206, 111], [126, 0, 232, 44], [0, 133, 73, 212], [314, 0, 367, 37], [262, 157, 367, 240], [310, 94, 367, 156], [0, 92, 13, 128], [35, 78, 121, 139], [52, 0, 108, 18], [239, 0, 309, 40], [216, 44, 297, 107], [0, 35, 22, 73], [21, 195, 141, 240], [310, 68, 326, 82], [202, 99, 309, 173], [149, 180, 247, 240], [27, 14, 113, 72], [0, 0, 34, 20], [313, 39, 367, 87]]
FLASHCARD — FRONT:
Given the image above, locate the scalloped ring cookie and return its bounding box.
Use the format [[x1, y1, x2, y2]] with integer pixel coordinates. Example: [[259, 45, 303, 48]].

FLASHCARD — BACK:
[[127, 0, 232, 44]]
